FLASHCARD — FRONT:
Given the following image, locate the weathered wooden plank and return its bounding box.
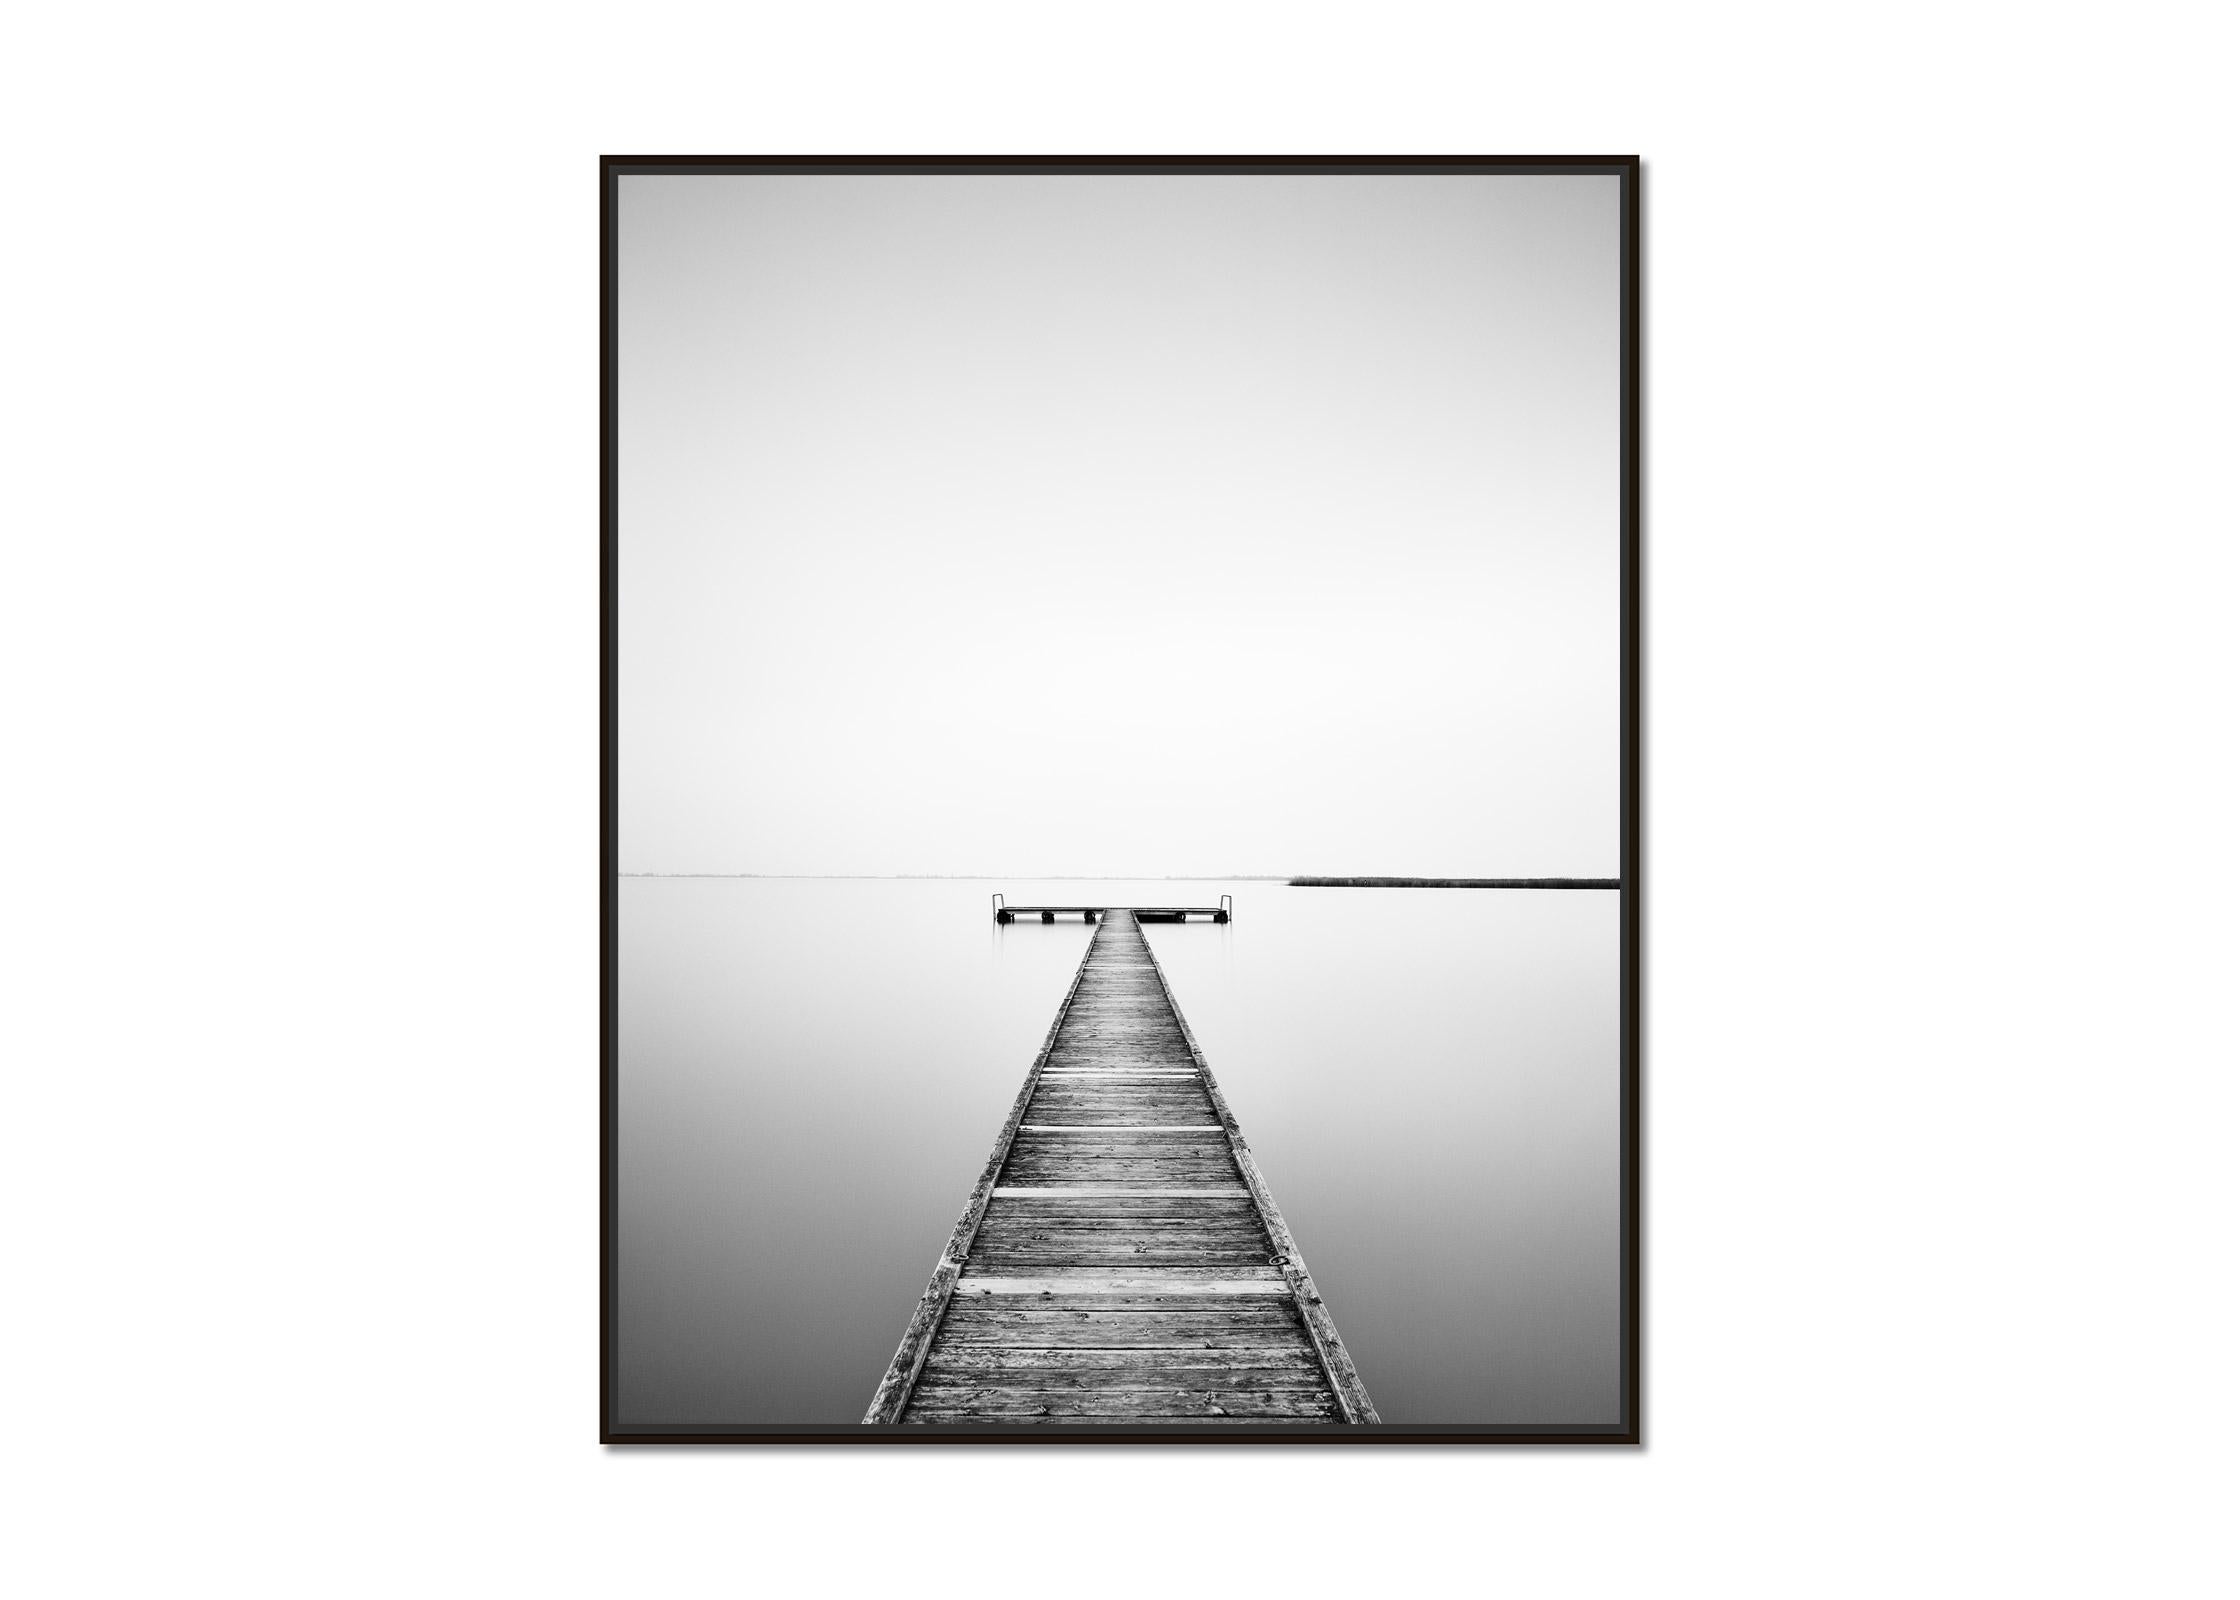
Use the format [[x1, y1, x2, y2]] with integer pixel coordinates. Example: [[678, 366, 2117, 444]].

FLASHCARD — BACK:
[[970, 1238, 1275, 1256], [1009, 1126, 1227, 1139], [1021, 1101, 1212, 1114], [902, 1417, 1334, 1428], [914, 1379, 1335, 1401], [975, 1210, 1266, 1229], [1025, 1088, 1209, 1099], [1012, 1116, 1223, 1130], [1014, 1124, 1227, 1134], [933, 1324, 1306, 1348], [1025, 1088, 1205, 1102], [1048, 1037, 1189, 1049], [1048, 1037, 1189, 1050], [970, 1247, 1280, 1267], [994, 1174, 1254, 1192], [1051, 1024, 1188, 1034], [973, 1223, 1269, 1240], [1039, 1055, 1195, 1068], [1030, 1083, 1191, 1097], [903, 1391, 1339, 1418], [973, 1213, 1267, 1230], [1000, 1153, 1243, 1169], [936, 1299, 1308, 1326], [993, 1180, 1247, 1196], [972, 1228, 1272, 1236], [980, 1195, 1258, 1214], [1012, 1120, 1236, 1133], [923, 1346, 1321, 1372], [984, 1200, 1254, 1217], [939, 1323, 1301, 1339], [1003, 1146, 1234, 1160], [1012, 1129, 1227, 1138], [1034, 1070, 1199, 1079], [969, 1256, 1280, 1272], [1040, 1061, 1194, 1073], [999, 1171, 1242, 1185], [953, 1271, 1287, 1295], [976, 1235, 1268, 1252], [1021, 1096, 1212, 1110], [974, 1220, 1268, 1239], [975, 1203, 1263, 1220], [1035, 1077, 1196, 1086], [938, 1296, 1303, 1319], [976, 1236, 1266, 1252], [1031, 1064, 1197, 1074], [1007, 1141, 1229, 1153], [979, 1222, 1261, 1238], [1007, 1139, 1228, 1152], [1021, 1099, 1213, 1114], [1004, 1158, 1233, 1170], [975, 1227, 1265, 1244], [1009, 1126, 1226, 1138], [934, 1326, 1303, 1342], [966, 1259, 1283, 1276], [910, 1369, 1331, 1392], [1025, 1102, 1206, 1114], [973, 1244, 1271, 1259], [1019, 1098, 1215, 1108], [955, 1262, 1285, 1280]]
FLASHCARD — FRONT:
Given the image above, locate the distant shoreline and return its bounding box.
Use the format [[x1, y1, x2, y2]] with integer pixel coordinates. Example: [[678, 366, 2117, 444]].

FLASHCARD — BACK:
[[1287, 877, 1620, 889]]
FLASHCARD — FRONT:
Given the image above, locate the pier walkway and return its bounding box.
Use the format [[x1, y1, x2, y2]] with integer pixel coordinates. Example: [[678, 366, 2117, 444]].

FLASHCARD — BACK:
[[864, 910, 1376, 1426]]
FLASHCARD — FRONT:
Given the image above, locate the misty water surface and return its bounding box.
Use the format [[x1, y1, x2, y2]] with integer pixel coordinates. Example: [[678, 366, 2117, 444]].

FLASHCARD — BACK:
[[616, 878, 1619, 1427]]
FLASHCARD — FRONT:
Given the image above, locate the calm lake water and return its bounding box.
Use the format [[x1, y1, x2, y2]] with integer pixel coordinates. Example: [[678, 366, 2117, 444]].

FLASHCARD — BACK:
[[616, 878, 1620, 1427]]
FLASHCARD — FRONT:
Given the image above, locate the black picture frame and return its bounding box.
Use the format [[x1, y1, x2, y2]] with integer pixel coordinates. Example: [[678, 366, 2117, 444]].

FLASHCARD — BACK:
[[601, 155, 1641, 1444]]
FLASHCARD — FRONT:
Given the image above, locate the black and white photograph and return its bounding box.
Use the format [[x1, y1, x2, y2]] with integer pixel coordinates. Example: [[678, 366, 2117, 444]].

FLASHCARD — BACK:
[[604, 157, 1640, 1437], [18, 0, 2240, 1586]]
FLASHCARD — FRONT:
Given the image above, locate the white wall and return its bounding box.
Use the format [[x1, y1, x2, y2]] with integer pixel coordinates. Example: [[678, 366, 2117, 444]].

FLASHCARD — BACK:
[[6, 3, 2234, 1594]]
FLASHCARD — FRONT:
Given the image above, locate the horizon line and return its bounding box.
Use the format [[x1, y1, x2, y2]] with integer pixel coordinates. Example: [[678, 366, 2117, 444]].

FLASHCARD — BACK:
[[614, 872, 1618, 881]]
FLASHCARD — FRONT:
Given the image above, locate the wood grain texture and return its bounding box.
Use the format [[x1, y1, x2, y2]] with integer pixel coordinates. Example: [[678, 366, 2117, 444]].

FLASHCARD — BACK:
[[867, 911, 1377, 1426], [858, 916, 1098, 1424]]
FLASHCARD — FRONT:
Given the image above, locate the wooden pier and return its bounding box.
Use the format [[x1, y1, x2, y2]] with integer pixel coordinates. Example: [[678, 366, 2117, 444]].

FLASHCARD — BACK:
[[864, 909, 1376, 1426]]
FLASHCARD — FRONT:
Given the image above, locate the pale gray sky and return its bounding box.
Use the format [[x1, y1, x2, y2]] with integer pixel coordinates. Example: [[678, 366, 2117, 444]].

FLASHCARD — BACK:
[[619, 173, 1619, 876]]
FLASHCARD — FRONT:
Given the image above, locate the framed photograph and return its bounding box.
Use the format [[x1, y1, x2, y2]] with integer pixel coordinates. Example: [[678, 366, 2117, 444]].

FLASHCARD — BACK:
[[602, 156, 1640, 1442]]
